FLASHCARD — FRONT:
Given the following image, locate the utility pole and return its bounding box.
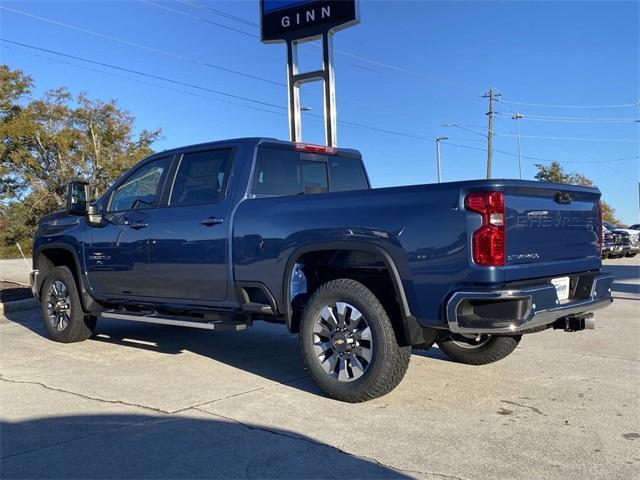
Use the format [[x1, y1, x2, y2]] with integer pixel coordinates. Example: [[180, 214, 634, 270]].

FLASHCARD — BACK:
[[435, 136, 448, 183], [482, 88, 501, 179], [512, 113, 524, 179]]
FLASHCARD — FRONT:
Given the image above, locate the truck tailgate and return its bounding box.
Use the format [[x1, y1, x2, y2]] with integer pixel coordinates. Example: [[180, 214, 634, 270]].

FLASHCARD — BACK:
[[504, 184, 601, 280]]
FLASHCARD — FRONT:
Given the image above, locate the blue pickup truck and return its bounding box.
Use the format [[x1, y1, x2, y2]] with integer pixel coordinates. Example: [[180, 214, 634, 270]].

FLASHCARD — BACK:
[[31, 138, 613, 402]]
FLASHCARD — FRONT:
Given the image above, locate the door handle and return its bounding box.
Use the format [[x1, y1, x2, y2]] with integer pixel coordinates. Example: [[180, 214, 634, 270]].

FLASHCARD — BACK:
[[201, 217, 224, 226], [125, 221, 148, 230]]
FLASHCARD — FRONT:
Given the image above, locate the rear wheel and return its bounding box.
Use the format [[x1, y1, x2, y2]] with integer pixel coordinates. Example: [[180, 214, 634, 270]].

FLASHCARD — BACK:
[[437, 333, 521, 365], [299, 279, 411, 402], [41, 266, 97, 343]]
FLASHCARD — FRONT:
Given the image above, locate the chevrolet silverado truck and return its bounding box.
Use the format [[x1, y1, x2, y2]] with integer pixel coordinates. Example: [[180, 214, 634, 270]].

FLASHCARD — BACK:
[[31, 138, 614, 402]]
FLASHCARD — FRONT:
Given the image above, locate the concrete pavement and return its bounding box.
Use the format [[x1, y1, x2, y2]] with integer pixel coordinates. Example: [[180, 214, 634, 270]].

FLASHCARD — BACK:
[[0, 258, 638, 479], [0, 259, 31, 285]]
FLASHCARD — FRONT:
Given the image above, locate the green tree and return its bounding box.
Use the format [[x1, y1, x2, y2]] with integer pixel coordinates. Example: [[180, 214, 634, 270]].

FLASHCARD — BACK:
[[534, 161, 620, 224], [0, 65, 161, 257]]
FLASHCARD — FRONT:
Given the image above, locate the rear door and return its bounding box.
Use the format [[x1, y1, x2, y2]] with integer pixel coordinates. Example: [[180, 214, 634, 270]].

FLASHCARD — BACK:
[[504, 183, 601, 280], [141, 146, 237, 302]]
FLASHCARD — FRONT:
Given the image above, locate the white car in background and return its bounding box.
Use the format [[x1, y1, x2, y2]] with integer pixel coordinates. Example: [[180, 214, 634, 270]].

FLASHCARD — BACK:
[[604, 222, 639, 258]]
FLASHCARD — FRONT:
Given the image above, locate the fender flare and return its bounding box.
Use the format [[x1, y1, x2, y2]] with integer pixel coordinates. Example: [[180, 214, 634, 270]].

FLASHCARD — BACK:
[[282, 241, 426, 345], [33, 243, 100, 313]]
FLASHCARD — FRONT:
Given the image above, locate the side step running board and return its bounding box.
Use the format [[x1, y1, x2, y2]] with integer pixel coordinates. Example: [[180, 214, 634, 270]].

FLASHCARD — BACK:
[[100, 311, 249, 331]]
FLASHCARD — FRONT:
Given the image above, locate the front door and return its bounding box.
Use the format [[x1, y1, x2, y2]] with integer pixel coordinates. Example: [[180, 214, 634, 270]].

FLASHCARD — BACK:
[[85, 156, 172, 297], [142, 147, 236, 302]]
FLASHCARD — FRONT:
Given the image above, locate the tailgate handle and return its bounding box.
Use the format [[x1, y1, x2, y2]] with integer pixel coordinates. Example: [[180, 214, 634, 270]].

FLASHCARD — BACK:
[[555, 192, 573, 204]]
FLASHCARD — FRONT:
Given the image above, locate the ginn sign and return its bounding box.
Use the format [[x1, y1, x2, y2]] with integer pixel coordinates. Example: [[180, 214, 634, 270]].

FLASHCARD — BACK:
[[260, 0, 359, 43], [280, 5, 331, 28]]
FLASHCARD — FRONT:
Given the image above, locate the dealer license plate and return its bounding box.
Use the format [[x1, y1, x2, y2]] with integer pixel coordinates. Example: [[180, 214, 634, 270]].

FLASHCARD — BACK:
[[551, 276, 570, 301]]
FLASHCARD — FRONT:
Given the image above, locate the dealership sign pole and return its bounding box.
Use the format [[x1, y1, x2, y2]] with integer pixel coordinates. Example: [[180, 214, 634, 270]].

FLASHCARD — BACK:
[[260, 0, 359, 147]]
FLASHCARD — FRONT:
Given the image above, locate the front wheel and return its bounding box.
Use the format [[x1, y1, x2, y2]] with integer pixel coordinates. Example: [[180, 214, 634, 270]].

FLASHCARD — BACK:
[[41, 266, 97, 343], [436, 334, 521, 365], [299, 279, 411, 402]]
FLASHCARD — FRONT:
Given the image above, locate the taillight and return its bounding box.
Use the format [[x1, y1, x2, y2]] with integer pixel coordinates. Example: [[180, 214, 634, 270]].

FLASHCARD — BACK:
[[465, 191, 505, 266], [294, 143, 337, 155]]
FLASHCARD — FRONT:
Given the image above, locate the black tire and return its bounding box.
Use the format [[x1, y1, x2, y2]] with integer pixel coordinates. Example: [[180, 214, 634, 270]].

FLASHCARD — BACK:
[[625, 253, 637, 258], [436, 334, 521, 365], [41, 266, 97, 343], [299, 279, 411, 403]]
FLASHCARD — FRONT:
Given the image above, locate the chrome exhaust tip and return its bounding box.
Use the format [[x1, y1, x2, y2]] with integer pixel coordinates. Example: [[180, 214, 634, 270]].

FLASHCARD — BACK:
[[584, 316, 595, 330]]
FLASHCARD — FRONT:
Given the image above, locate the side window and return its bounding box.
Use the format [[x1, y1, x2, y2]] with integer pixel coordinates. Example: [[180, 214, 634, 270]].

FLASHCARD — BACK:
[[170, 149, 233, 206], [109, 157, 170, 212], [252, 148, 328, 196]]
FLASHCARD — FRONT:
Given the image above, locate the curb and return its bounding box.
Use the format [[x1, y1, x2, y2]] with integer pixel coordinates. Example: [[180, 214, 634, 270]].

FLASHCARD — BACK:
[[0, 297, 38, 315]]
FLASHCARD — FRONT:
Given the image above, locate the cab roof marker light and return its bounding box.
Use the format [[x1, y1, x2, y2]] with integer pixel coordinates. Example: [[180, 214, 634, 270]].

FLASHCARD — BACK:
[[295, 143, 337, 155]]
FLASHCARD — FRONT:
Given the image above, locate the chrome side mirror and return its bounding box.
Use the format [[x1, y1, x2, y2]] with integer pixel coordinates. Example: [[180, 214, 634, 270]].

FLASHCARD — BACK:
[[87, 204, 103, 225]]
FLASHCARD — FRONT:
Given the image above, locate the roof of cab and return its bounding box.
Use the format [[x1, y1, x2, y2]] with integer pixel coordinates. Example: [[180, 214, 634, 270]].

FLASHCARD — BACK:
[[155, 137, 361, 158]]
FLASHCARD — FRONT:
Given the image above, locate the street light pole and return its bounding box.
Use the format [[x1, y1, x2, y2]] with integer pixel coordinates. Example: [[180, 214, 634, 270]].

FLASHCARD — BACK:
[[435, 136, 448, 183], [512, 113, 524, 179]]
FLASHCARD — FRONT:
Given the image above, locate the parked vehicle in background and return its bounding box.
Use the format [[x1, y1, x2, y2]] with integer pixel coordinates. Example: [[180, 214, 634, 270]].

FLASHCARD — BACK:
[[601, 227, 615, 259], [629, 224, 640, 230], [30, 138, 614, 402], [604, 222, 638, 258]]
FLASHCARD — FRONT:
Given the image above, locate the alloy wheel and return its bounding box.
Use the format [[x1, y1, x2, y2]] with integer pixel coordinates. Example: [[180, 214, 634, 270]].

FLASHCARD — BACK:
[[46, 280, 71, 331], [450, 333, 492, 349], [312, 302, 373, 382]]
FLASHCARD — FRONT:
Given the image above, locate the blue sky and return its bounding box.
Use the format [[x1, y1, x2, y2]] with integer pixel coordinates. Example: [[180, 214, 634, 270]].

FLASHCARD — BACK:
[[1, 0, 638, 223]]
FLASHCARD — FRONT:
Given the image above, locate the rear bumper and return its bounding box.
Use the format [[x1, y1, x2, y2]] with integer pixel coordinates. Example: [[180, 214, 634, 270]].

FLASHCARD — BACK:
[[446, 272, 613, 334]]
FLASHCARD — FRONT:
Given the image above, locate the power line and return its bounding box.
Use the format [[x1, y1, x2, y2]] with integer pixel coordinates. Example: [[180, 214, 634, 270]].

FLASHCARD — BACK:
[[143, 0, 483, 93], [497, 134, 639, 143], [1, 44, 287, 118], [442, 123, 487, 138], [139, 0, 259, 39], [443, 142, 639, 165], [0, 38, 286, 110], [495, 111, 638, 123], [6, 40, 636, 169], [1, 4, 375, 110], [178, 0, 259, 27], [0, 38, 438, 144], [499, 99, 639, 109], [0, 5, 283, 87], [562, 155, 640, 164], [502, 117, 638, 124]]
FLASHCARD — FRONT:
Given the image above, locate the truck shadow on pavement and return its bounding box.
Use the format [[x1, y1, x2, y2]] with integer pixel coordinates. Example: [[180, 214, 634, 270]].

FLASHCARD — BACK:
[[1, 413, 409, 479], [3, 309, 452, 399]]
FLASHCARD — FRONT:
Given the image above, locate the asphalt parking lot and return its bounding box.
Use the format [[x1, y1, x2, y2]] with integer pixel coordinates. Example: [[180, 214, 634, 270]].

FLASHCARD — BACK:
[[1, 257, 638, 479]]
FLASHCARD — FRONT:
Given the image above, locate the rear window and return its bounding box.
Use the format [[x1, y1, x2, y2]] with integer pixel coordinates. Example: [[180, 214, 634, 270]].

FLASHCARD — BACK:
[[251, 147, 368, 196]]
